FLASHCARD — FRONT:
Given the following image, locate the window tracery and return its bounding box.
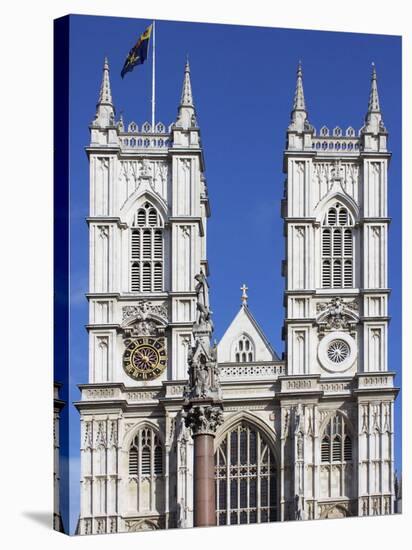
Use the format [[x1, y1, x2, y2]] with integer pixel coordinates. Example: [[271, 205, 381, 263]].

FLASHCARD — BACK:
[[130, 202, 164, 292], [215, 422, 277, 525], [321, 203, 354, 288]]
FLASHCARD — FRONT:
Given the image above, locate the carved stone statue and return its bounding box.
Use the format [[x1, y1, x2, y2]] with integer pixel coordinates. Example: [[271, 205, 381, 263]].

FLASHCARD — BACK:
[[194, 271, 213, 330], [294, 494, 303, 520]]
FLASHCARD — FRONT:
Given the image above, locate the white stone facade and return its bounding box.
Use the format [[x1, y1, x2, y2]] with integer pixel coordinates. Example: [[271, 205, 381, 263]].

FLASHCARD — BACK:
[[75, 60, 398, 534]]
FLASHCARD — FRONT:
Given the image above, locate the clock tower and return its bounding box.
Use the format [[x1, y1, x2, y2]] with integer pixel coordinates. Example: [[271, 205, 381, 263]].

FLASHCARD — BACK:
[[75, 58, 209, 534]]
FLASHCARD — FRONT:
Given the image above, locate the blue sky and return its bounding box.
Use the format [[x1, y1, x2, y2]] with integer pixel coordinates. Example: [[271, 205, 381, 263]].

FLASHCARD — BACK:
[[59, 14, 402, 534]]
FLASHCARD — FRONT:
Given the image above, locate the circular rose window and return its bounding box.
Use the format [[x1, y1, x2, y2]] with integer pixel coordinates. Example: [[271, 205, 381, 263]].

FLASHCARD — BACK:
[[318, 331, 356, 373], [327, 340, 350, 364]]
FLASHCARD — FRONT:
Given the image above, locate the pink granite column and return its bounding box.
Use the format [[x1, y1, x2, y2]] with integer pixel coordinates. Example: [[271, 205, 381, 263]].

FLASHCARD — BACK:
[[193, 433, 216, 527]]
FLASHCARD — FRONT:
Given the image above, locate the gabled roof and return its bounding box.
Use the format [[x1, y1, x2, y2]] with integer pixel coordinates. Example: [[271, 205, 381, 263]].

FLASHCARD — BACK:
[[217, 305, 279, 363]]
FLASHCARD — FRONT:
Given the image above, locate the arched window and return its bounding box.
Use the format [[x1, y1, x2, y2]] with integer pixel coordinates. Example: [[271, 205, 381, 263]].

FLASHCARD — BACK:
[[321, 414, 352, 464], [127, 426, 164, 514], [128, 426, 163, 476], [233, 335, 254, 363], [321, 203, 354, 289], [215, 421, 277, 526], [130, 202, 164, 292]]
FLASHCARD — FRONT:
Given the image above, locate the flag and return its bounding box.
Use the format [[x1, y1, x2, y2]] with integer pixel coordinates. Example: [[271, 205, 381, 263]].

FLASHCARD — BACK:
[[121, 23, 153, 79]]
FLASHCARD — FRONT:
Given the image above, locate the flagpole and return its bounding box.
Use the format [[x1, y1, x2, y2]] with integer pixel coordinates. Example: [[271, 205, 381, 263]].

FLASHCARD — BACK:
[[151, 20, 156, 131]]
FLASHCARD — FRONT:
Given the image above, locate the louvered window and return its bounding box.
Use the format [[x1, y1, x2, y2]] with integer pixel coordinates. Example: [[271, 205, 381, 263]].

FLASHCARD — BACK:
[[321, 203, 354, 288], [321, 415, 353, 463], [154, 446, 163, 475], [129, 448, 138, 475], [131, 262, 140, 291], [128, 427, 163, 477], [344, 436, 352, 461], [215, 422, 277, 526], [130, 202, 164, 292], [332, 436, 342, 461], [321, 436, 331, 462]]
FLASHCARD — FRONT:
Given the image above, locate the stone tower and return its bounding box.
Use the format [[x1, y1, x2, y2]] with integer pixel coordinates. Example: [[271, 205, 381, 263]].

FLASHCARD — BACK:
[[281, 62, 398, 519], [75, 58, 210, 534]]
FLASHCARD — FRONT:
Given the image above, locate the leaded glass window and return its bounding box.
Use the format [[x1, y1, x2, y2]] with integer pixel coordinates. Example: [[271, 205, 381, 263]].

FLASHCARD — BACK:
[[215, 422, 277, 525]]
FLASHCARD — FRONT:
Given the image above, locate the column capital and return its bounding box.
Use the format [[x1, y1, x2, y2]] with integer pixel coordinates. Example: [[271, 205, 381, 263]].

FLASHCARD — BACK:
[[184, 402, 224, 437]]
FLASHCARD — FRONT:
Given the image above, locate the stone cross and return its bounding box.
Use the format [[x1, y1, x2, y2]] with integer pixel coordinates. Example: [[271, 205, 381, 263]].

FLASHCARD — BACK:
[[240, 283, 248, 306]]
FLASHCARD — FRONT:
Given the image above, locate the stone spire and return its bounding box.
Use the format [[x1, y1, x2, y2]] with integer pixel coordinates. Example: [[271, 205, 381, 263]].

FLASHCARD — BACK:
[[288, 61, 310, 133], [176, 59, 197, 129], [93, 57, 115, 128], [98, 57, 113, 105], [294, 61, 306, 111], [363, 63, 385, 134]]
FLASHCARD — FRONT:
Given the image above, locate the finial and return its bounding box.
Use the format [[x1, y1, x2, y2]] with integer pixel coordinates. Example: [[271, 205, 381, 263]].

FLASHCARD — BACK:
[[98, 56, 113, 106], [288, 61, 310, 133], [175, 58, 196, 129], [93, 56, 115, 128], [240, 283, 248, 306], [368, 62, 380, 113], [118, 111, 124, 131], [362, 62, 385, 136], [181, 58, 193, 106], [293, 60, 306, 111]]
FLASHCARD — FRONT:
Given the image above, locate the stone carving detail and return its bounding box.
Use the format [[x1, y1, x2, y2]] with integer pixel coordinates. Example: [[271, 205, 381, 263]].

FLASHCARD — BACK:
[[119, 159, 168, 206], [109, 517, 117, 533], [83, 421, 93, 449], [294, 403, 304, 433], [294, 494, 303, 520], [122, 301, 168, 322], [96, 518, 106, 534], [318, 409, 330, 426], [383, 402, 391, 432], [185, 346, 221, 400], [372, 404, 381, 431], [86, 388, 115, 399], [167, 415, 176, 446], [384, 496, 390, 515], [286, 379, 312, 390], [140, 158, 152, 178], [95, 421, 106, 448], [321, 381, 351, 393], [122, 301, 168, 337], [184, 404, 224, 436], [126, 390, 160, 402], [181, 158, 191, 171], [109, 420, 118, 447], [184, 272, 224, 436], [194, 271, 213, 331], [282, 408, 290, 439], [306, 407, 314, 437], [296, 433, 304, 459], [313, 161, 359, 202], [361, 405, 369, 433], [98, 225, 108, 239], [125, 519, 159, 532], [180, 225, 191, 238], [316, 297, 359, 337]]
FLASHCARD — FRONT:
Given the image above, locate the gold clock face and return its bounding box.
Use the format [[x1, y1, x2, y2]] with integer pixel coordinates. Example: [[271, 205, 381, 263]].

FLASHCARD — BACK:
[[123, 337, 167, 381]]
